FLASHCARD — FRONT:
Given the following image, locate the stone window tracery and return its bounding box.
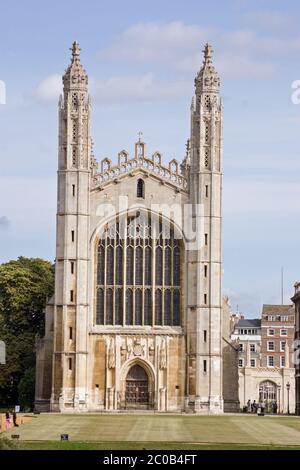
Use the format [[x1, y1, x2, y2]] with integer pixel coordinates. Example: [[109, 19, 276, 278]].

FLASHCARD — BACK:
[[96, 214, 182, 326], [72, 92, 78, 109], [204, 148, 209, 168], [72, 120, 77, 141], [205, 121, 210, 143], [72, 147, 77, 166], [204, 94, 211, 111]]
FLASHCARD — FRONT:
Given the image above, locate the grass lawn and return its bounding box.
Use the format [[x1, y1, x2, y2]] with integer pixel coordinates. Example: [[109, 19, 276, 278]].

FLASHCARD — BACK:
[[3, 413, 300, 450], [16, 441, 300, 450]]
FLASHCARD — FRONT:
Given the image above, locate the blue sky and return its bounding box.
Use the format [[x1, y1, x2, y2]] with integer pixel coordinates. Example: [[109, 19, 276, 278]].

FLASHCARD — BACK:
[[1, 0, 300, 317]]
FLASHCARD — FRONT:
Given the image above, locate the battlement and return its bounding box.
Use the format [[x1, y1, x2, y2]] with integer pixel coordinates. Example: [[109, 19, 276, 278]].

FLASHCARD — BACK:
[[91, 141, 188, 191]]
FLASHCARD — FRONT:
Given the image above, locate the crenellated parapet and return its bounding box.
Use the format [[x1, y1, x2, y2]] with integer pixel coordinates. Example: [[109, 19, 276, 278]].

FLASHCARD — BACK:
[[91, 139, 187, 191]]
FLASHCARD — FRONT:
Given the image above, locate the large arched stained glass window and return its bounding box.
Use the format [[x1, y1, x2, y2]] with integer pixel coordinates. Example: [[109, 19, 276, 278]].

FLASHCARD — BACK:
[[96, 214, 182, 326]]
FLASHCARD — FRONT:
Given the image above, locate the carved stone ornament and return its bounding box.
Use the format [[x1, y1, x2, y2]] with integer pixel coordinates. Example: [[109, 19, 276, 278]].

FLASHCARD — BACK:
[[159, 339, 167, 369], [108, 338, 115, 369], [133, 343, 143, 356]]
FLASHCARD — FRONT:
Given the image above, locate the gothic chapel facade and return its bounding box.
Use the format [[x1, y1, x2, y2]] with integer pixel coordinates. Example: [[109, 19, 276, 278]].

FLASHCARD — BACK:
[[35, 41, 225, 413]]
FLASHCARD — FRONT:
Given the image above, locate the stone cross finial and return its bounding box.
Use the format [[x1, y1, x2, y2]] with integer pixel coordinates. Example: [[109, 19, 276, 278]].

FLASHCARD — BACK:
[[203, 43, 213, 63], [138, 131, 143, 142], [71, 41, 81, 61]]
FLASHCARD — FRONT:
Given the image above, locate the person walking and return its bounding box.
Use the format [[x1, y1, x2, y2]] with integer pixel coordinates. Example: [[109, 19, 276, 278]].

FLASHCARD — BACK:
[[12, 410, 19, 427], [247, 399, 251, 413], [5, 411, 11, 431]]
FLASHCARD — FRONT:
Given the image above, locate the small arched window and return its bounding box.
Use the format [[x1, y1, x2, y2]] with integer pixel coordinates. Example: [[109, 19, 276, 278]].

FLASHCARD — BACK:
[[137, 179, 145, 198]]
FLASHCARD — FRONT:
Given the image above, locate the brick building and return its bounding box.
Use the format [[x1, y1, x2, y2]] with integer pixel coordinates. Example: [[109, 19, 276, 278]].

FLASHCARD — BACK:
[[291, 283, 300, 415], [231, 305, 295, 413], [261, 305, 295, 369]]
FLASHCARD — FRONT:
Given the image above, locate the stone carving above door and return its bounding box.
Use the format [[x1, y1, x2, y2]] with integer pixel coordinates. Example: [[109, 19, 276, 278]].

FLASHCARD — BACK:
[[133, 339, 145, 357]]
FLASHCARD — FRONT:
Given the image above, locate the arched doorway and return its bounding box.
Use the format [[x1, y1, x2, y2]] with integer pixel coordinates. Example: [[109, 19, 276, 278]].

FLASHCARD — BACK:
[[125, 364, 149, 409], [259, 381, 277, 413]]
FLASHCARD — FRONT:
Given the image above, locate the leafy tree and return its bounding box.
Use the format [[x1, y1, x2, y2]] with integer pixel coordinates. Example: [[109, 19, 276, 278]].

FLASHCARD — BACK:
[[18, 367, 36, 409], [0, 257, 54, 408]]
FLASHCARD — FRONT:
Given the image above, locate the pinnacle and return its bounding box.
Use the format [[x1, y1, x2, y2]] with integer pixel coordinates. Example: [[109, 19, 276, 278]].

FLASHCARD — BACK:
[[203, 43, 213, 64], [70, 41, 81, 62]]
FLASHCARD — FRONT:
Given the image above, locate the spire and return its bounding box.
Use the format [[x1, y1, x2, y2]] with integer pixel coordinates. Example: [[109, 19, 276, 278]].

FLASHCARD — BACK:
[[195, 42, 220, 93], [203, 43, 213, 65], [63, 41, 88, 93], [71, 41, 81, 62]]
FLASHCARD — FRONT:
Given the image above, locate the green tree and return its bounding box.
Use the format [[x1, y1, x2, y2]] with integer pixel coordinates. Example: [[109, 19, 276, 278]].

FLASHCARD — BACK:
[[0, 257, 54, 408], [18, 366, 36, 409]]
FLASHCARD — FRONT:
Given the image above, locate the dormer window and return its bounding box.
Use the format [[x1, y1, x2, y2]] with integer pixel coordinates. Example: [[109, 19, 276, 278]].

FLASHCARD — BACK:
[[137, 179, 145, 199]]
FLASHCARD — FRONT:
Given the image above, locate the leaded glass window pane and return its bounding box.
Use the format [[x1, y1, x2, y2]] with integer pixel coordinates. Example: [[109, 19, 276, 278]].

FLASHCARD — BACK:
[[115, 288, 123, 325], [97, 244, 105, 285], [96, 288, 104, 324], [165, 246, 172, 286], [126, 245, 134, 285], [173, 245, 180, 286], [164, 290, 171, 325], [135, 289, 142, 325], [135, 246, 143, 285], [155, 246, 162, 286], [106, 245, 114, 285], [144, 246, 152, 285], [106, 288, 113, 325], [126, 289, 133, 325], [173, 289, 180, 326], [144, 289, 152, 325], [116, 244, 123, 285], [155, 289, 162, 325]]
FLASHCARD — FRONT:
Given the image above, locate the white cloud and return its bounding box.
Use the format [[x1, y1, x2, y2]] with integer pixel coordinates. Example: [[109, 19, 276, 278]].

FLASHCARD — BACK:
[[36, 72, 189, 104], [99, 21, 300, 79], [222, 28, 300, 58], [102, 21, 213, 63], [90, 73, 189, 102], [36, 74, 62, 102], [242, 10, 293, 32], [37, 20, 300, 105], [217, 53, 275, 79]]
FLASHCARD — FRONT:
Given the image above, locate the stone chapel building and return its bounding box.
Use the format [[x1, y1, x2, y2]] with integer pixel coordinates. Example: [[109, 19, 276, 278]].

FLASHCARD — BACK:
[[35, 41, 230, 413]]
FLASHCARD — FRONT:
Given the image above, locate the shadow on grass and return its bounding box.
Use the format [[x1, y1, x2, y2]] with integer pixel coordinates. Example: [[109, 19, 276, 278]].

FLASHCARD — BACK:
[[16, 441, 300, 451]]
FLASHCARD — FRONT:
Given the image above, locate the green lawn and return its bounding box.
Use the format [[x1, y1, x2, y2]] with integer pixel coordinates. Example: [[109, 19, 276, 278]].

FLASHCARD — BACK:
[[16, 441, 300, 450], [3, 413, 300, 450]]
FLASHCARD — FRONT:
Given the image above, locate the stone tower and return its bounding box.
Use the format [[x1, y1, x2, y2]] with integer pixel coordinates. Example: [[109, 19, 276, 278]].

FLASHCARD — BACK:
[[52, 42, 91, 410], [35, 42, 225, 414], [186, 44, 223, 412]]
